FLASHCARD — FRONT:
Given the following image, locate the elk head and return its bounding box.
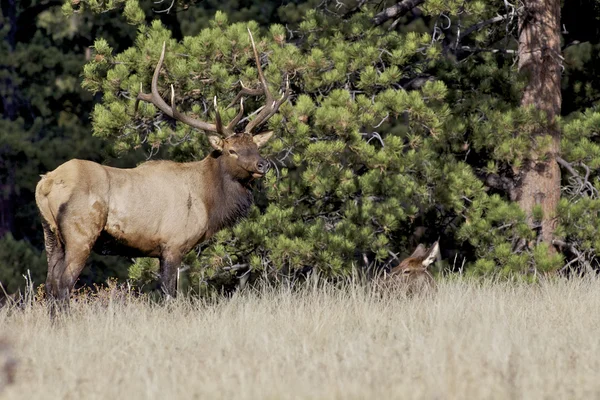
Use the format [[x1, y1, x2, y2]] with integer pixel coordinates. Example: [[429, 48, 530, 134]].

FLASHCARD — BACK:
[[135, 28, 289, 180], [385, 241, 440, 294], [207, 131, 273, 180]]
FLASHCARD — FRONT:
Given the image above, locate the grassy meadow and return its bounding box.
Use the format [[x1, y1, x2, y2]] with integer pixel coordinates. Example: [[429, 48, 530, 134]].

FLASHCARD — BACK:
[[1, 277, 600, 399]]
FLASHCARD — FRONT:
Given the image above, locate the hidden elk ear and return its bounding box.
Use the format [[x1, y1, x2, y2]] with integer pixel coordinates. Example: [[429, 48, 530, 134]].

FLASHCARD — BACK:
[[252, 131, 274, 148], [422, 241, 440, 268], [208, 136, 224, 151], [409, 244, 428, 259]]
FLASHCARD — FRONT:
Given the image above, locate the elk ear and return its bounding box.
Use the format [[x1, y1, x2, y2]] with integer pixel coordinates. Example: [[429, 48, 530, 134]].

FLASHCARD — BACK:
[[253, 131, 274, 148], [409, 244, 428, 259], [421, 241, 440, 268], [208, 135, 224, 151]]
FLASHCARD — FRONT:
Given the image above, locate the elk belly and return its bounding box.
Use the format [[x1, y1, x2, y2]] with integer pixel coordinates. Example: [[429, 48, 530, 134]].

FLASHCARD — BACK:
[[93, 220, 162, 257]]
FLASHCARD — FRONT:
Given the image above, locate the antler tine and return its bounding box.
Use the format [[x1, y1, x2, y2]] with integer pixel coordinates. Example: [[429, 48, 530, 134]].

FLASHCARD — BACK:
[[137, 42, 168, 113], [225, 98, 245, 132], [244, 73, 290, 134], [226, 81, 262, 110], [170, 84, 196, 130], [170, 84, 175, 108], [247, 28, 273, 103], [136, 42, 221, 136], [243, 29, 290, 134], [213, 96, 225, 135]]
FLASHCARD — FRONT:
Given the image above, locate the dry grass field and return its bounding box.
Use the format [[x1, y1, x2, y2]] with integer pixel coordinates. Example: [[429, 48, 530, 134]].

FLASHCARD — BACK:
[[2, 277, 600, 399]]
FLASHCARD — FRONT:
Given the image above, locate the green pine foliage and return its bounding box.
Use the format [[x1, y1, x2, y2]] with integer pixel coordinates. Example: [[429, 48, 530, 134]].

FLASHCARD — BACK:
[[555, 111, 600, 269], [84, 1, 574, 291], [62, 0, 145, 24], [6, 0, 600, 296]]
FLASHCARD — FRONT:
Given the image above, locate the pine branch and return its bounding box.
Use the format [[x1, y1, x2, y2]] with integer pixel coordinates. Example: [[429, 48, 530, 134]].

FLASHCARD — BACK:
[[457, 46, 517, 55], [339, 0, 368, 19], [222, 263, 249, 271], [372, 0, 425, 26], [459, 12, 517, 42], [453, 7, 522, 56]]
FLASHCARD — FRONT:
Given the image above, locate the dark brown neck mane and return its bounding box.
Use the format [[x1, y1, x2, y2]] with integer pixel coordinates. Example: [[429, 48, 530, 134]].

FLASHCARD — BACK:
[[203, 152, 253, 237]]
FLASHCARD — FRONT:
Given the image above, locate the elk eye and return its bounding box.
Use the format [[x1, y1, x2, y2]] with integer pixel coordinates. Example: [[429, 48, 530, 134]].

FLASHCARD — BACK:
[[402, 269, 411, 275], [229, 149, 238, 156]]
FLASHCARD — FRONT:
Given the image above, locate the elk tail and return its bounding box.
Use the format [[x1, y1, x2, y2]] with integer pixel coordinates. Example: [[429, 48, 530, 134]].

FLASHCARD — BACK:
[[35, 175, 62, 244]]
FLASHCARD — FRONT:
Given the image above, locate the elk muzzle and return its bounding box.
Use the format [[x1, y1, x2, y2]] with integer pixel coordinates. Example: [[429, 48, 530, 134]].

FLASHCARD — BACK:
[[253, 158, 270, 178]]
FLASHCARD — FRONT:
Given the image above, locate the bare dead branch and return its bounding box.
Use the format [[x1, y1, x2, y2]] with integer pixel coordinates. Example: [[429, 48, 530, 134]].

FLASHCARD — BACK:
[[460, 14, 510, 41], [553, 239, 594, 272], [458, 46, 517, 54], [556, 156, 583, 187], [223, 263, 249, 271], [556, 156, 599, 198], [372, 0, 425, 26], [153, 0, 175, 14], [339, 0, 368, 18]]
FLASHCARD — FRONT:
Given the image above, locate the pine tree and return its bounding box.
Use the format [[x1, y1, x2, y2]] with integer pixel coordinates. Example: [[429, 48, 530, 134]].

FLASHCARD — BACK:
[[19, 0, 600, 292], [80, 2, 537, 289]]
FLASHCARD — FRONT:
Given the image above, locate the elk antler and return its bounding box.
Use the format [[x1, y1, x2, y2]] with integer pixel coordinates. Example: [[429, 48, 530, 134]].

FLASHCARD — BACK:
[[135, 31, 290, 137], [242, 28, 290, 134], [136, 42, 223, 135]]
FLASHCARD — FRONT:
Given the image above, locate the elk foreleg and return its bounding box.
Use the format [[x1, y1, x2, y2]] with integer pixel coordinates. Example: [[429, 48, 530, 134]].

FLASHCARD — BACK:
[[159, 254, 182, 298]]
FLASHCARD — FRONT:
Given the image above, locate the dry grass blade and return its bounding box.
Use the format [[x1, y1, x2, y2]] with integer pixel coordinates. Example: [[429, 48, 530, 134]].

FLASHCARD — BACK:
[[2, 278, 600, 399], [0, 338, 17, 392]]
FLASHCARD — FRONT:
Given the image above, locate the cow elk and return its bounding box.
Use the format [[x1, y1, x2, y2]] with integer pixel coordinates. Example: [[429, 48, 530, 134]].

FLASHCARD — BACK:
[[35, 30, 289, 308], [379, 241, 439, 294]]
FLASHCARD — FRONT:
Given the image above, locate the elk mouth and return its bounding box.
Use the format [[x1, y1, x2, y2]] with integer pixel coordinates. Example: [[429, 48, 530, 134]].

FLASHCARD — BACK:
[[251, 172, 264, 179]]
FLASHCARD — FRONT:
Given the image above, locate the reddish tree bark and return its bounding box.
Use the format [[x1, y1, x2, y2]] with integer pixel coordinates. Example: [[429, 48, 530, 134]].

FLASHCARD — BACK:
[[516, 0, 562, 250]]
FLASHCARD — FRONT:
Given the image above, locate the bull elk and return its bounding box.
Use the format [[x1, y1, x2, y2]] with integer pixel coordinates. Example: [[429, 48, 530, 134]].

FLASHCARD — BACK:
[[35, 30, 289, 306], [380, 241, 439, 294]]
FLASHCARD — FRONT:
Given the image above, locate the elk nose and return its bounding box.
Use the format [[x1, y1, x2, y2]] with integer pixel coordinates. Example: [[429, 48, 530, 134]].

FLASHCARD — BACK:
[[256, 160, 270, 174]]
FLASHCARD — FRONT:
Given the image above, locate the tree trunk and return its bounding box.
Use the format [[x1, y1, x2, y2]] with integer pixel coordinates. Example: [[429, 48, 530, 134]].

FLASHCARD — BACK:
[[516, 0, 562, 250]]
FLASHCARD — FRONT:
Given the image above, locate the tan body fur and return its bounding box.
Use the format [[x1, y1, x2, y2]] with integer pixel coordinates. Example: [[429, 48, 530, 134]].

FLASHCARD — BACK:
[[38, 159, 220, 258]]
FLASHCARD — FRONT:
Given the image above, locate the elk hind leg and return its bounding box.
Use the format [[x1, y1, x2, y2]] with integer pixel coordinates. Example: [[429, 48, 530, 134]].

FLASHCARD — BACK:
[[159, 254, 182, 298], [53, 197, 104, 308], [54, 243, 95, 308], [41, 219, 65, 301]]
